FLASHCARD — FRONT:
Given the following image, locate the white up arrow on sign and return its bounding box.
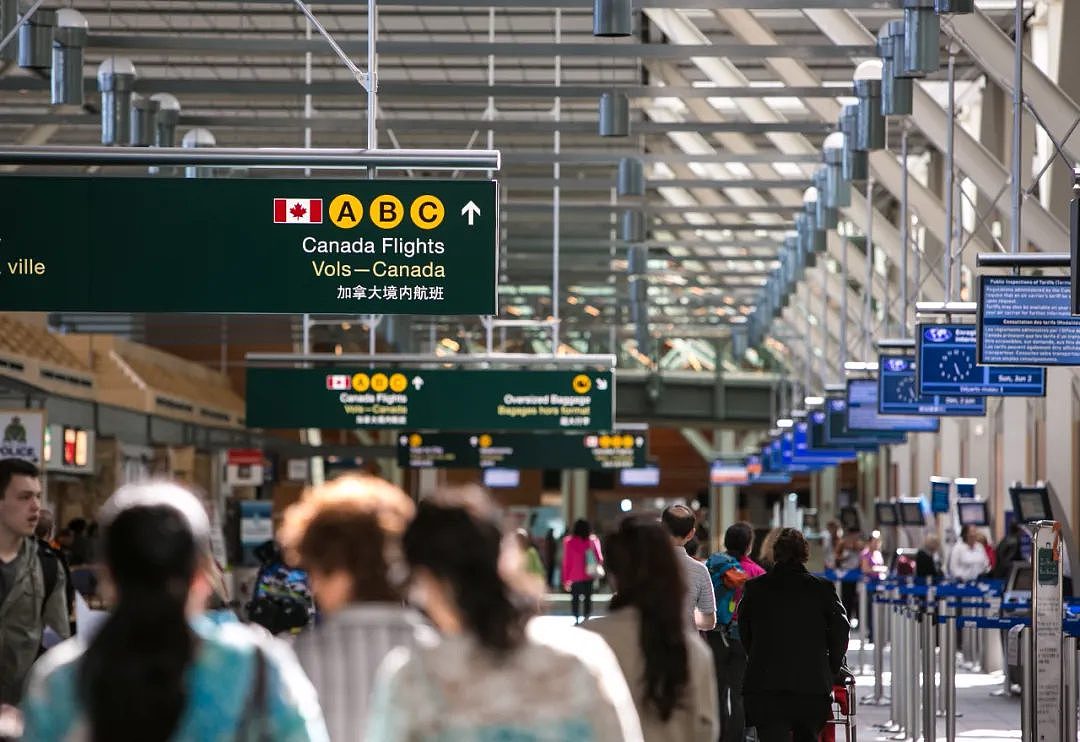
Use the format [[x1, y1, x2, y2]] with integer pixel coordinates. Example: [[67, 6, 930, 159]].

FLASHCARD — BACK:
[[411, 376, 425, 390], [461, 201, 481, 226]]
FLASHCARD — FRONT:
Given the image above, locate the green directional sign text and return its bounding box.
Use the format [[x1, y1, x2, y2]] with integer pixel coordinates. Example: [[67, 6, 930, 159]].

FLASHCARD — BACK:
[[397, 431, 648, 469], [245, 367, 614, 431], [0, 176, 498, 314]]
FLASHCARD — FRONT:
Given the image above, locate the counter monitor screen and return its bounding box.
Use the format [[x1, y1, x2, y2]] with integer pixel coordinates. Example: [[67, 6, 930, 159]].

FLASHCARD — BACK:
[[1008, 564, 1033, 594], [875, 502, 899, 527], [1010, 486, 1052, 523], [898, 499, 927, 526], [839, 506, 861, 533], [957, 500, 990, 527], [847, 379, 940, 433]]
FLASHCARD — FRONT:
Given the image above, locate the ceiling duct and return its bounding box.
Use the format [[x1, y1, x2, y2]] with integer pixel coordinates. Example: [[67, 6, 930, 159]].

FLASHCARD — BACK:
[[599, 91, 629, 137], [617, 156, 645, 197], [822, 132, 850, 208], [151, 93, 181, 147], [879, 21, 913, 116], [97, 57, 137, 145], [17, 8, 54, 71], [593, 0, 631, 38], [50, 8, 87, 106], [182, 127, 216, 178], [853, 60, 885, 151], [902, 0, 940, 77], [129, 94, 160, 147]]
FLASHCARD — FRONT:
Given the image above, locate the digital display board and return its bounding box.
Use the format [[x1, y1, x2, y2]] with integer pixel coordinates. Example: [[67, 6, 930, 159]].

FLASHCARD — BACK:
[[878, 355, 986, 416], [823, 398, 907, 446], [955, 478, 977, 499], [710, 462, 750, 486], [917, 324, 1045, 397], [978, 275, 1080, 366], [793, 421, 856, 462], [397, 431, 647, 469], [930, 477, 951, 514], [957, 500, 990, 527], [846, 379, 940, 433], [483, 468, 520, 488], [620, 466, 661, 487]]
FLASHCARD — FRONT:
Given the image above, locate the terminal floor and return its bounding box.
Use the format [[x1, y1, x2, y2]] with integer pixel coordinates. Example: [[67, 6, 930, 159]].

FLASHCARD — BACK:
[[539, 598, 1023, 741]]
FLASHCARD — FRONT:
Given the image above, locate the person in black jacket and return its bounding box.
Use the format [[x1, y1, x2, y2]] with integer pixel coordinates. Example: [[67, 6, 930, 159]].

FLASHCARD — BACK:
[[991, 523, 1023, 580], [739, 528, 849, 742], [915, 534, 945, 582]]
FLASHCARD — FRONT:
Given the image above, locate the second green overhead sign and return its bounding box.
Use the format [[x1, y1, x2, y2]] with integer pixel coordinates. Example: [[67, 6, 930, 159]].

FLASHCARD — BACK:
[[246, 367, 614, 431]]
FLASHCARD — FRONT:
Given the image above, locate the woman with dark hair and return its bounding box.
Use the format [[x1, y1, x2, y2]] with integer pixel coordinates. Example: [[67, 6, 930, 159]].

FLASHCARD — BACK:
[[560, 517, 603, 624], [21, 481, 328, 742], [739, 528, 849, 742], [585, 516, 718, 741], [365, 486, 642, 741]]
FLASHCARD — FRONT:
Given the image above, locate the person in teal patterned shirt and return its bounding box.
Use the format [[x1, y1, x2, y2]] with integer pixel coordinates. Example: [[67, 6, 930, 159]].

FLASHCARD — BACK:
[[20, 481, 328, 742]]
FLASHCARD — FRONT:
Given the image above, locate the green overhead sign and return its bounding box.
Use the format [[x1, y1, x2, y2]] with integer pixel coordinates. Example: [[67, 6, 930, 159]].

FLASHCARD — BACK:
[[397, 430, 648, 469], [0, 176, 498, 314], [245, 367, 614, 431]]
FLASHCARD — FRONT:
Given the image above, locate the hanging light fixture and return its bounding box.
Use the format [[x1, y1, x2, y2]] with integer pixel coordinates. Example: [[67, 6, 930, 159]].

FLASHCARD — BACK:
[[97, 57, 137, 145], [17, 8, 55, 71], [593, 0, 631, 37], [878, 20, 913, 116], [840, 105, 869, 182], [822, 132, 851, 209], [599, 90, 629, 137], [813, 170, 838, 230], [619, 207, 645, 242], [50, 8, 88, 106], [902, 0, 940, 77], [129, 95, 160, 147], [802, 190, 827, 255], [151, 93, 181, 147], [617, 156, 645, 196], [853, 60, 886, 151], [182, 127, 216, 179]]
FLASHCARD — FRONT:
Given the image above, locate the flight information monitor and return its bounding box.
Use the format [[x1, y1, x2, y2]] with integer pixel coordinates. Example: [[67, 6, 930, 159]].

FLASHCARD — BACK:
[[793, 421, 856, 462], [823, 398, 907, 446], [878, 355, 986, 416], [483, 468, 520, 489], [957, 500, 990, 527], [898, 498, 928, 527], [918, 324, 1045, 397], [620, 466, 661, 487], [979, 275, 1080, 366], [1009, 485, 1053, 523], [847, 379, 940, 432], [875, 502, 900, 527], [710, 461, 750, 486]]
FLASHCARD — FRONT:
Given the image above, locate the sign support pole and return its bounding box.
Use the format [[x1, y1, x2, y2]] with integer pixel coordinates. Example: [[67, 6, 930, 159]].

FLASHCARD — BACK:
[[1030, 520, 1063, 741]]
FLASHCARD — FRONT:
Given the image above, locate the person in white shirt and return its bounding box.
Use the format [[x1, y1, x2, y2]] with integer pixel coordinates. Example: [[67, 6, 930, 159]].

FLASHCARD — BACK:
[[947, 525, 991, 582]]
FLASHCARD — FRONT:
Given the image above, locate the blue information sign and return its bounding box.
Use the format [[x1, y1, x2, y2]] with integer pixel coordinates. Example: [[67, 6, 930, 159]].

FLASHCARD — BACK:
[[847, 379, 940, 432], [956, 479, 976, 499], [918, 324, 1045, 397], [878, 355, 986, 416], [978, 275, 1080, 366], [930, 478, 951, 514], [793, 421, 856, 463], [823, 398, 906, 446]]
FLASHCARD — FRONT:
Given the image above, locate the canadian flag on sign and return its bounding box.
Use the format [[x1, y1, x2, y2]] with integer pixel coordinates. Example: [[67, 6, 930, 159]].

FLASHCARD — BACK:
[[326, 374, 351, 390], [274, 198, 324, 224]]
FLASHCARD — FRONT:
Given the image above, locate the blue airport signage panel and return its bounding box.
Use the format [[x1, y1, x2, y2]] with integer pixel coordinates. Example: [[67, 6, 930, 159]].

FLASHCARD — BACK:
[[823, 398, 906, 446], [930, 479, 951, 514], [918, 324, 1045, 397], [978, 275, 1080, 366], [878, 355, 986, 416], [794, 420, 856, 462], [847, 379, 940, 432]]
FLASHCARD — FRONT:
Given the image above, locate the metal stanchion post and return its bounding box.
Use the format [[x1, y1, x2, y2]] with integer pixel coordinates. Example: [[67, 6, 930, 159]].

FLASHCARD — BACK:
[[1020, 627, 1032, 742], [858, 578, 869, 674], [923, 593, 938, 742], [907, 600, 921, 741], [1065, 635, 1077, 742], [943, 601, 957, 741], [885, 591, 904, 735], [872, 596, 888, 704]]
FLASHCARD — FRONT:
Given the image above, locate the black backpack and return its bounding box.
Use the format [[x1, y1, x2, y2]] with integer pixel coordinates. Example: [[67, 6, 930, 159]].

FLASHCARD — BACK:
[[36, 539, 59, 609]]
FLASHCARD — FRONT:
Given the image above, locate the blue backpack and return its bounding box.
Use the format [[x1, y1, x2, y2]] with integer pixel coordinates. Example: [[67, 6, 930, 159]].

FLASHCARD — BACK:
[[705, 552, 747, 628]]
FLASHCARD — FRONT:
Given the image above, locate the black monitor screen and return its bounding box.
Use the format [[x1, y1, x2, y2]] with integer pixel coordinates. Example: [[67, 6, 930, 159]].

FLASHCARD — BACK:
[[839, 506, 861, 532], [898, 499, 927, 526], [1010, 486, 1052, 523], [1008, 564, 1033, 593], [875, 502, 899, 526], [957, 501, 990, 527]]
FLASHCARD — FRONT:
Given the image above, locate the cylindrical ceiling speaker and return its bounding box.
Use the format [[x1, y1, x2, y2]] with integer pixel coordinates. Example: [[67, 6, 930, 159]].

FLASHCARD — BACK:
[[129, 94, 161, 147], [151, 93, 181, 147], [97, 57, 137, 146], [50, 9, 88, 106], [854, 61, 885, 151], [617, 156, 645, 197], [17, 8, 55, 71], [182, 127, 217, 178], [599, 91, 630, 137], [593, 0, 632, 37], [879, 20, 914, 116], [841, 105, 869, 182], [902, 0, 940, 77], [619, 208, 645, 242], [822, 132, 851, 208]]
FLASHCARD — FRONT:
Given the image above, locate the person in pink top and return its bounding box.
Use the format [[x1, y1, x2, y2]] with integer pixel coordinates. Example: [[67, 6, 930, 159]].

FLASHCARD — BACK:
[[561, 519, 603, 624]]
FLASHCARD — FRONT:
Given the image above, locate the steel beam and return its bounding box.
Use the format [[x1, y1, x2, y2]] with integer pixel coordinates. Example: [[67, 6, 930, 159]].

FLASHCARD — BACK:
[[501, 177, 813, 191], [505, 151, 821, 165], [504, 201, 801, 215], [86, 34, 877, 60]]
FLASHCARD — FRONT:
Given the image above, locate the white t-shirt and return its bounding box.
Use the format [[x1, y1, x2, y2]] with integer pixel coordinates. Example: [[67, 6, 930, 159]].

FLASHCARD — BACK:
[[947, 541, 990, 581]]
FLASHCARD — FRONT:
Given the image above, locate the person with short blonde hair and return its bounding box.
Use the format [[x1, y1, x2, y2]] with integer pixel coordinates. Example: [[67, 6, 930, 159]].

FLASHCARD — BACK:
[[280, 474, 430, 742]]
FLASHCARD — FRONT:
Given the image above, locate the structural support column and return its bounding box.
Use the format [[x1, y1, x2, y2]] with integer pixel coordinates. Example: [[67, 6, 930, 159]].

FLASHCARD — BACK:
[[562, 469, 589, 526], [817, 465, 839, 524], [715, 429, 736, 540]]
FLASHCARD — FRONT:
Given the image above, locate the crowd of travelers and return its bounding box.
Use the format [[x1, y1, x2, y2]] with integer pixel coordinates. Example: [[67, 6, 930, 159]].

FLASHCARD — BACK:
[[0, 455, 858, 742]]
